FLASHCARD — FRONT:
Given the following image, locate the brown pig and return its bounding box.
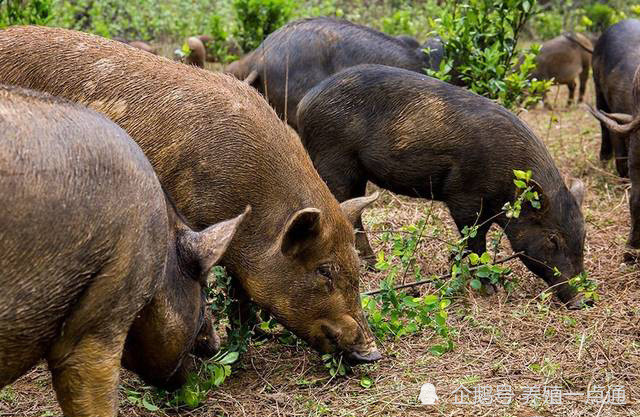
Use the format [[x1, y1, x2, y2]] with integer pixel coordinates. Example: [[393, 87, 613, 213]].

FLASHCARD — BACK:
[[0, 85, 246, 417], [0, 26, 382, 363], [530, 33, 593, 108], [127, 40, 157, 55]]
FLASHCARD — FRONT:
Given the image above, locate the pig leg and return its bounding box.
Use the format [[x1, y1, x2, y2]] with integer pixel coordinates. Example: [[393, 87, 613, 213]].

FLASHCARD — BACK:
[[49, 332, 126, 417], [613, 133, 629, 178], [566, 80, 576, 107], [625, 138, 640, 264], [354, 212, 376, 267], [448, 204, 496, 295], [595, 87, 612, 161], [578, 70, 588, 103], [542, 90, 552, 110]]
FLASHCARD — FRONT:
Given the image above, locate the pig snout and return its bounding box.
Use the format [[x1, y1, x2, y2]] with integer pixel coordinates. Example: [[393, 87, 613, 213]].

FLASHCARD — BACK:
[[192, 312, 220, 358], [318, 315, 382, 364], [346, 349, 383, 364]]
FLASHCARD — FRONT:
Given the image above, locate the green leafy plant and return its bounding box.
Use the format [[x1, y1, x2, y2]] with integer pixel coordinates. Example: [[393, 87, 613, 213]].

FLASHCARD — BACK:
[[0, 0, 53, 28], [427, 0, 549, 110], [232, 0, 294, 52], [583, 2, 625, 33], [531, 10, 563, 40], [205, 14, 236, 63], [125, 388, 160, 412], [362, 213, 453, 356], [568, 272, 599, 304], [380, 9, 416, 36], [321, 353, 350, 378], [169, 350, 239, 408]]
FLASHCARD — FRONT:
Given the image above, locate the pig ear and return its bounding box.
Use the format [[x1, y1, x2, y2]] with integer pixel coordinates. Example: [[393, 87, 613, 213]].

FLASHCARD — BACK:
[[568, 178, 585, 207], [180, 206, 250, 282], [281, 208, 322, 258], [340, 192, 379, 225]]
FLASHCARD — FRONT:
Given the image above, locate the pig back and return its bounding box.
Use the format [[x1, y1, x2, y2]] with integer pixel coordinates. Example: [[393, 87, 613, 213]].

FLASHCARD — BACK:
[[0, 26, 340, 276], [592, 19, 640, 112], [0, 85, 167, 385]]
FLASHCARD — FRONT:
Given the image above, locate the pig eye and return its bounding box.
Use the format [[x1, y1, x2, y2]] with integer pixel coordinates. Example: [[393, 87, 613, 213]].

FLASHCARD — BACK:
[[316, 264, 333, 280]]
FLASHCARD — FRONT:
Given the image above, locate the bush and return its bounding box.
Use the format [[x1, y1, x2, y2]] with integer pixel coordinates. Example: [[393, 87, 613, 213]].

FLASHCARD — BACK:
[[427, 0, 550, 110], [232, 0, 295, 52], [0, 0, 53, 27], [531, 10, 563, 40], [380, 9, 416, 36], [52, 0, 217, 41], [204, 14, 236, 63], [583, 2, 624, 33]]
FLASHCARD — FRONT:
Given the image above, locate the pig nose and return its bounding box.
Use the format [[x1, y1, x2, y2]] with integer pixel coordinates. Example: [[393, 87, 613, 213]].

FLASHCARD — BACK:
[[346, 349, 382, 364]]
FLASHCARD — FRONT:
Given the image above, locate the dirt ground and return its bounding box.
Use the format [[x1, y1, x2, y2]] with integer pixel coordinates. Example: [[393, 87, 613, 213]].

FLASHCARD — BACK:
[[2, 83, 638, 417]]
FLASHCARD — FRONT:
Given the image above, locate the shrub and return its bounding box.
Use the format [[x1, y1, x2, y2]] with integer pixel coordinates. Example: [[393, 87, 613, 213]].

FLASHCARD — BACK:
[[51, 0, 217, 41], [0, 0, 53, 27], [532, 10, 563, 40], [427, 0, 550, 110], [380, 9, 416, 36], [232, 0, 295, 52], [204, 14, 236, 63], [583, 2, 624, 33]]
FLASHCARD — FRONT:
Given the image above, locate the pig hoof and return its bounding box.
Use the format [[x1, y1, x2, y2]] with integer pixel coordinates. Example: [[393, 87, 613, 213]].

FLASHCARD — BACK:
[[599, 153, 612, 163], [565, 296, 593, 310], [362, 257, 378, 271], [480, 279, 497, 296], [623, 247, 640, 265]]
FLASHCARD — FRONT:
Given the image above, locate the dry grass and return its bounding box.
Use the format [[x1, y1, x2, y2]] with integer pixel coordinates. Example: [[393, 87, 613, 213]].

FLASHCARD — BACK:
[[2, 83, 639, 417]]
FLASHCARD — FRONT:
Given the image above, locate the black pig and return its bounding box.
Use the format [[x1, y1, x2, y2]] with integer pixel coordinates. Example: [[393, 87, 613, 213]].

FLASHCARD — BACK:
[[297, 65, 587, 307]]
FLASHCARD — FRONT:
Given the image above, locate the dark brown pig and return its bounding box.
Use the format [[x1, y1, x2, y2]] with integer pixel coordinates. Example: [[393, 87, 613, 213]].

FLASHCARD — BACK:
[[297, 64, 587, 307], [226, 17, 440, 129], [592, 19, 640, 178], [531, 33, 593, 108], [588, 65, 640, 263], [0, 85, 245, 417], [0, 26, 381, 363]]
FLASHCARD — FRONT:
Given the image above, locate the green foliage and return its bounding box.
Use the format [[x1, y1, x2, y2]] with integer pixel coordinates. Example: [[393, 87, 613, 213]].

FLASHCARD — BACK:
[[207, 266, 254, 354], [51, 0, 218, 41], [205, 14, 236, 63], [0, 0, 53, 27], [232, 0, 294, 52], [568, 272, 599, 305], [441, 170, 540, 297], [427, 0, 549, 110], [531, 10, 563, 40], [503, 169, 542, 218], [169, 350, 239, 408], [362, 215, 453, 356], [321, 353, 350, 378], [380, 9, 416, 36], [583, 2, 624, 33]]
